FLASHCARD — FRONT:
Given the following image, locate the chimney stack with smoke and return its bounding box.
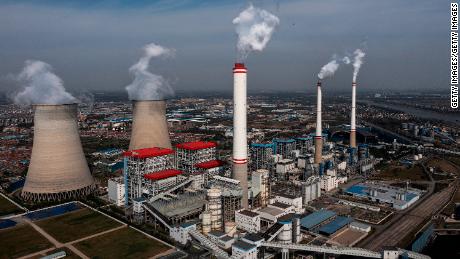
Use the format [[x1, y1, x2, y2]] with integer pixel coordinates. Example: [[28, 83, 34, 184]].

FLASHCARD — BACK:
[[232, 5, 279, 209], [126, 43, 174, 150], [350, 49, 365, 148], [314, 81, 323, 164], [232, 63, 248, 209], [314, 58, 340, 164], [350, 82, 357, 147]]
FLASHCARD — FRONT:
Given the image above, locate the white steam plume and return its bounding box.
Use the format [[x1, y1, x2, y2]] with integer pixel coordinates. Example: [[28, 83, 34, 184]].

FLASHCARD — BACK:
[[125, 43, 174, 100], [317, 59, 340, 80], [13, 60, 77, 105], [233, 4, 280, 61], [352, 48, 365, 82], [342, 56, 351, 65]]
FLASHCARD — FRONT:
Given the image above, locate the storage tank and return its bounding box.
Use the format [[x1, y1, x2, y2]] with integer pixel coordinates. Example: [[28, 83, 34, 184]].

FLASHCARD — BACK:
[[202, 211, 211, 235], [277, 221, 293, 244], [207, 188, 222, 230], [22, 104, 95, 202]]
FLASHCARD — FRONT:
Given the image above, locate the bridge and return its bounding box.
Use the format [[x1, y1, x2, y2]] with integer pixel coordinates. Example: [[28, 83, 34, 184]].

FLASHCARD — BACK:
[[261, 242, 431, 259]]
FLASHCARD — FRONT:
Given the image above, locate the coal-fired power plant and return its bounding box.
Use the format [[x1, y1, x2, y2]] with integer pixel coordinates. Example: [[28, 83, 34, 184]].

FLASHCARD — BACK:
[[350, 82, 357, 148], [22, 104, 95, 202], [129, 100, 172, 150], [314, 81, 323, 164], [232, 63, 248, 209]]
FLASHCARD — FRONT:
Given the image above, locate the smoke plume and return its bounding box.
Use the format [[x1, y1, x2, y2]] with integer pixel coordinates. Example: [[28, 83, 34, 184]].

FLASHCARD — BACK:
[[233, 4, 280, 61], [13, 60, 77, 105], [317, 59, 340, 80], [125, 43, 174, 100], [352, 48, 365, 82]]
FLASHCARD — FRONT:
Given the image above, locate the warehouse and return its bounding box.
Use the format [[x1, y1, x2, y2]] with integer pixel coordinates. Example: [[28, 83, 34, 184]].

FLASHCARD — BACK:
[[300, 210, 336, 232], [318, 216, 353, 236]]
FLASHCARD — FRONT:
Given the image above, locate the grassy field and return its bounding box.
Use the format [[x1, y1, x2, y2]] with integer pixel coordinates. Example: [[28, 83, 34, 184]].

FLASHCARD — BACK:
[[0, 224, 53, 259], [36, 208, 121, 243], [75, 227, 171, 259], [377, 164, 428, 181], [0, 195, 23, 216]]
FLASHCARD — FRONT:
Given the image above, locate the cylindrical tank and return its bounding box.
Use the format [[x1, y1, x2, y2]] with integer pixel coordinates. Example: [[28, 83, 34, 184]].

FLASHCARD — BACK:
[[293, 218, 301, 243], [129, 100, 172, 150], [22, 104, 95, 202], [202, 211, 211, 235], [277, 222, 293, 244], [224, 221, 237, 237], [207, 188, 222, 230], [315, 81, 323, 164]]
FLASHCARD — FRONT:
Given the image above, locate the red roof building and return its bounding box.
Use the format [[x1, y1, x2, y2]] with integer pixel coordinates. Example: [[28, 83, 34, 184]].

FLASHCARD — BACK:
[[143, 169, 183, 181], [124, 147, 174, 159], [175, 141, 217, 151], [194, 160, 225, 169]]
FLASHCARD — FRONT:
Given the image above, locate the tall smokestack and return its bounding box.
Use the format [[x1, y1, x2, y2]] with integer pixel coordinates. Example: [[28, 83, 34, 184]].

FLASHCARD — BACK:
[[22, 104, 95, 202], [232, 63, 248, 209], [314, 81, 323, 164], [350, 82, 357, 148], [129, 100, 172, 150]]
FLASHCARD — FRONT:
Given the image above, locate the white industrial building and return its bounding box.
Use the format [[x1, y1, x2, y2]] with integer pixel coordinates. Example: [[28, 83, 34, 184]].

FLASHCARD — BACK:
[[235, 209, 261, 233], [108, 177, 125, 206], [302, 177, 321, 205], [232, 240, 258, 259], [170, 222, 197, 245], [272, 195, 303, 214]]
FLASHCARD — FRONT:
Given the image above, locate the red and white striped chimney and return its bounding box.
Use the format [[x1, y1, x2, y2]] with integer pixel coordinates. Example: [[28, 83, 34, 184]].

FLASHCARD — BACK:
[[350, 82, 357, 148], [314, 81, 323, 164], [232, 63, 248, 209]]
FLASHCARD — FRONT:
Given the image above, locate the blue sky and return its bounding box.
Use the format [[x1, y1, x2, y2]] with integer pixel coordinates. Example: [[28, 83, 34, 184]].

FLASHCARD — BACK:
[[0, 0, 450, 95]]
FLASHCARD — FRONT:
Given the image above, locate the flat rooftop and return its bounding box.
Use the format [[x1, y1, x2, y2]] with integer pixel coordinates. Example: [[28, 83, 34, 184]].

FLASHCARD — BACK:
[[238, 210, 259, 218], [300, 210, 336, 230], [345, 182, 421, 209]]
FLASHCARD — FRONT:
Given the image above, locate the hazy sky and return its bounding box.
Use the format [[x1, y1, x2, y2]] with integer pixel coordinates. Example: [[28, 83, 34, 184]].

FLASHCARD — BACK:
[[0, 0, 450, 96]]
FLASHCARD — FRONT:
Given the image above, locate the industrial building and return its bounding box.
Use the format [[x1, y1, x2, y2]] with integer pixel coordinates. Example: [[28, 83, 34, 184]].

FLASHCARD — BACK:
[[300, 210, 336, 232], [108, 177, 125, 206], [345, 183, 422, 210]]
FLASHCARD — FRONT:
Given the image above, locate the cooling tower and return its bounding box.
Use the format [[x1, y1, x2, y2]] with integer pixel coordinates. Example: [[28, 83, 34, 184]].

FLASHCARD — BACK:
[[350, 82, 357, 148], [232, 63, 248, 209], [22, 104, 95, 202], [314, 81, 323, 164], [129, 100, 172, 150]]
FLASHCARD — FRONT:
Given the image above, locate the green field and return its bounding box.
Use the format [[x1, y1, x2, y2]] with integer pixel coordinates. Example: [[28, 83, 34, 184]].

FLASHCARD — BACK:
[[0, 195, 23, 216], [75, 227, 171, 259], [36, 208, 121, 243], [0, 224, 53, 259]]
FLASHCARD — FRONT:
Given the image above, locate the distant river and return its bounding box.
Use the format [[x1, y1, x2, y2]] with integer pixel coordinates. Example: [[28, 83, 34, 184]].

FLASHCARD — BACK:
[[360, 100, 460, 126]]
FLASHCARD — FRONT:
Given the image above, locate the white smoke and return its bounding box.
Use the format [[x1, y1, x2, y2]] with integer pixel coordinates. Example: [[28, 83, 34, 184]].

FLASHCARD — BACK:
[[233, 4, 280, 61], [13, 60, 77, 105], [125, 43, 174, 101], [317, 59, 340, 80], [352, 48, 366, 82], [342, 56, 351, 65]]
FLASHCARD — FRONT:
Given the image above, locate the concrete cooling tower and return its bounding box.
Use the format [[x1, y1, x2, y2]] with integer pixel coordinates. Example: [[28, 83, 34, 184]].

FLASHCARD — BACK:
[[22, 104, 95, 202], [129, 100, 172, 150]]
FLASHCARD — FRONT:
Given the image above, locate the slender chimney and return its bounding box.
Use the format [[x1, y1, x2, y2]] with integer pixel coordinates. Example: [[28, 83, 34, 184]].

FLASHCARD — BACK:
[[350, 82, 357, 148], [314, 81, 323, 164], [232, 63, 248, 209], [22, 104, 95, 202], [129, 100, 172, 150]]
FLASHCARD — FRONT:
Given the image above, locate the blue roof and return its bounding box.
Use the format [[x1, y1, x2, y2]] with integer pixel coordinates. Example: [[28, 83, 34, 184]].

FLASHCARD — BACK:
[[406, 192, 417, 201], [345, 185, 368, 196], [251, 143, 274, 148], [318, 216, 353, 235], [274, 138, 296, 143], [300, 210, 336, 230]]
